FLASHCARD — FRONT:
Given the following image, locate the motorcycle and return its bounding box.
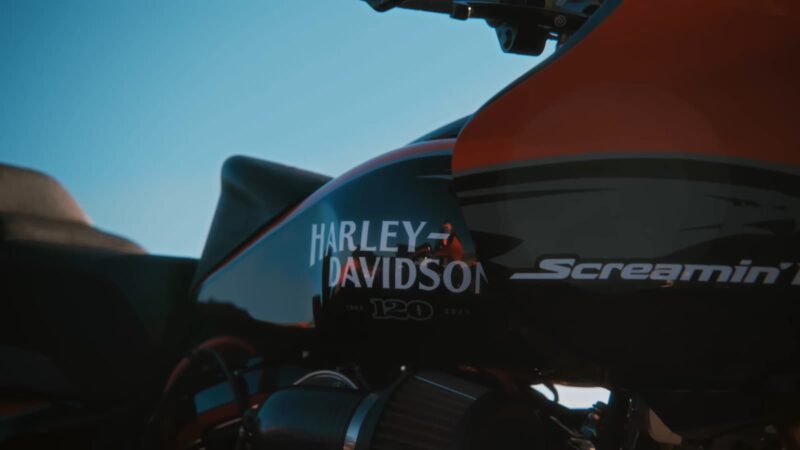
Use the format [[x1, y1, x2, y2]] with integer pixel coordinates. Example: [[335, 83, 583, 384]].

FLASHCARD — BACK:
[[2, 0, 799, 449]]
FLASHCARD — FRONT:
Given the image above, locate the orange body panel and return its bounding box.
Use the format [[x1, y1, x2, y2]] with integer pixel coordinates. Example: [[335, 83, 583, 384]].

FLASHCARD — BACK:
[[453, 1, 800, 173]]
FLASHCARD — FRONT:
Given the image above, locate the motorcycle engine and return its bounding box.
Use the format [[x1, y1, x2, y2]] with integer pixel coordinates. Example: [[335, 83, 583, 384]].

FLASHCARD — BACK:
[[149, 337, 798, 450], [150, 340, 550, 450], [248, 370, 544, 450]]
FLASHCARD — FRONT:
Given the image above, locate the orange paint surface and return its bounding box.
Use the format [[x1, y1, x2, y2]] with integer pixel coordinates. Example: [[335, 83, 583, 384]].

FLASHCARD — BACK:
[[454, 1, 800, 173]]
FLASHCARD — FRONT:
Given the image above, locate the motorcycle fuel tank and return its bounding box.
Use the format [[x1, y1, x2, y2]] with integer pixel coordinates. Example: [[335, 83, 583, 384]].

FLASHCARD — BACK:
[[195, 140, 512, 365], [196, 136, 800, 389]]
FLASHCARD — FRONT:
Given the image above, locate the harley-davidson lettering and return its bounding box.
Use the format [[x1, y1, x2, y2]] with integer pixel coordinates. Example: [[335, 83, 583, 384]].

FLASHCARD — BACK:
[[512, 258, 800, 286], [310, 221, 445, 265], [309, 221, 487, 294]]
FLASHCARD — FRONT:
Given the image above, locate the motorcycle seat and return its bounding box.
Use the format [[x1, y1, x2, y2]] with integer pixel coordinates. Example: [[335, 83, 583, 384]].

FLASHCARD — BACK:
[[194, 155, 331, 282]]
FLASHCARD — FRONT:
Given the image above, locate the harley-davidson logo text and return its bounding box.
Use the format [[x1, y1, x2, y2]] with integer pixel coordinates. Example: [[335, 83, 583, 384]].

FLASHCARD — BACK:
[[308, 220, 486, 294]]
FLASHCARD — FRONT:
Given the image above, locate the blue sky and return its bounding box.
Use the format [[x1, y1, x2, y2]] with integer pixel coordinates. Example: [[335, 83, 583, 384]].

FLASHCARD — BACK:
[[1, 1, 551, 257]]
